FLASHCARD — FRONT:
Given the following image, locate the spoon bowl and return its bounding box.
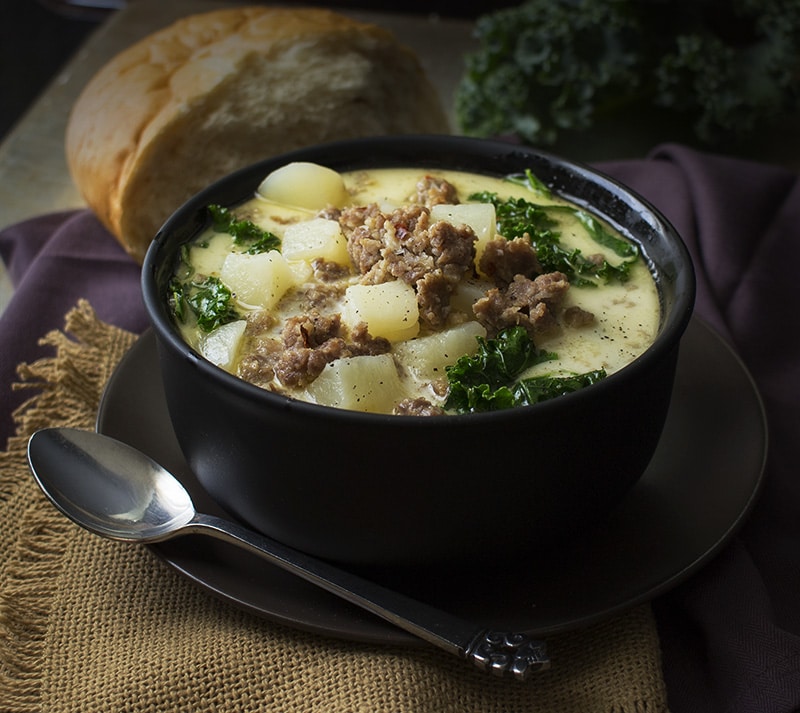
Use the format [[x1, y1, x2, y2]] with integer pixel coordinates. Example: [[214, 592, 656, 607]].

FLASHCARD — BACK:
[[27, 427, 550, 680], [29, 427, 195, 541]]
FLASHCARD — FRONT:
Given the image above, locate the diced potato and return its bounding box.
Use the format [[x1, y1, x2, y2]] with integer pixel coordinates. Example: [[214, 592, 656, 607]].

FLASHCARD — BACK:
[[282, 218, 350, 265], [220, 251, 295, 309], [257, 162, 349, 210], [394, 321, 486, 381], [286, 259, 314, 284], [306, 354, 403, 413], [343, 281, 419, 342], [430, 203, 496, 269], [199, 320, 247, 371]]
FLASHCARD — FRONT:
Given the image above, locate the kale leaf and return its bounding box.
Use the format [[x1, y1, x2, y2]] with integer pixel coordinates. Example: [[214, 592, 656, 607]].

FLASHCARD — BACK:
[[167, 278, 186, 323], [505, 168, 553, 199], [470, 187, 636, 286], [168, 205, 277, 330], [172, 275, 240, 333], [444, 326, 556, 412], [456, 0, 800, 147], [512, 369, 607, 406], [444, 325, 605, 413], [456, 0, 641, 146], [208, 204, 281, 254], [471, 191, 560, 242]]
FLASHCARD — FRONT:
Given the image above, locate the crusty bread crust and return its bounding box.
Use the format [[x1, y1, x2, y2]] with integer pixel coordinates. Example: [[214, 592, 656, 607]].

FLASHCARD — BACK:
[[65, 6, 450, 263]]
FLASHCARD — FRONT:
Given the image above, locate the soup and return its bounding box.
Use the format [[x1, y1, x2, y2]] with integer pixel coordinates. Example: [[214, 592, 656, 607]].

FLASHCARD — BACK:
[[168, 162, 660, 415]]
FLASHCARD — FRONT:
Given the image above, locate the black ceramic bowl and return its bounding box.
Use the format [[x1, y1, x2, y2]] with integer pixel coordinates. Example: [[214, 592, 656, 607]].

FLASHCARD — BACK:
[[142, 136, 695, 568]]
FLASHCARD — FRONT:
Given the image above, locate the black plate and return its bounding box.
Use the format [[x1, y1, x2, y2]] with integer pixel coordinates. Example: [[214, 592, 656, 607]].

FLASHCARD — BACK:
[[96, 318, 767, 643]]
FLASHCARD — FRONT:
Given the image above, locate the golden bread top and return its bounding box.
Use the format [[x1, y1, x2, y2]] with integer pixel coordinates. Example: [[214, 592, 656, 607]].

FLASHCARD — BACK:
[[66, 6, 449, 263]]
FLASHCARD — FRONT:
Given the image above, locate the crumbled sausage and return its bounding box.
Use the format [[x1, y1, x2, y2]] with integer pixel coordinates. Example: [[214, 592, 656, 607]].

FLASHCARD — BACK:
[[514, 271, 570, 307], [563, 305, 595, 328], [282, 312, 343, 350], [340, 204, 476, 328], [349, 322, 392, 355], [416, 271, 452, 329], [237, 337, 282, 388], [280, 282, 345, 314], [428, 220, 478, 282], [245, 310, 276, 334], [473, 272, 570, 338], [393, 397, 445, 416], [430, 378, 449, 397], [340, 203, 388, 275], [274, 338, 349, 387], [479, 237, 541, 287], [273, 312, 391, 387], [316, 206, 342, 221], [273, 313, 345, 386], [363, 206, 436, 285], [415, 175, 460, 207], [312, 258, 350, 282]]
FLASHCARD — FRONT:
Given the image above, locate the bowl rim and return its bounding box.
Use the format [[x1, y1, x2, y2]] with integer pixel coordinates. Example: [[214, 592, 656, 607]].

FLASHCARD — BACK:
[[141, 134, 696, 426]]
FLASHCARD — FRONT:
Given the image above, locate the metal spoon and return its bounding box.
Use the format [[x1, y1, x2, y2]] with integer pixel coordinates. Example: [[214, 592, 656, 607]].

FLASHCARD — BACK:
[[27, 427, 549, 680]]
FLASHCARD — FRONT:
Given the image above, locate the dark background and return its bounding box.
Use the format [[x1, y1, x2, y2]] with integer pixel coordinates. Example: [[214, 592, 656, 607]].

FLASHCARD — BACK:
[[1, 1, 105, 140], [0, 0, 518, 143]]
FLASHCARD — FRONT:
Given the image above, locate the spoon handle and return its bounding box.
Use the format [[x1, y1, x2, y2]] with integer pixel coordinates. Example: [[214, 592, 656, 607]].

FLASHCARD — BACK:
[[185, 512, 549, 680]]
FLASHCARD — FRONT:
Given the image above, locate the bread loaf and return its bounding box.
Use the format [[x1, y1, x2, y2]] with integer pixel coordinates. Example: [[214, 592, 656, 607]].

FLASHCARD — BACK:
[[65, 6, 450, 263]]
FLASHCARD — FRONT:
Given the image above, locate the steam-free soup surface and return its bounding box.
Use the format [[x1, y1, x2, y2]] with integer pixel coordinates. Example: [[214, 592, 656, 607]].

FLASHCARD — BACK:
[[169, 163, 660, 415]]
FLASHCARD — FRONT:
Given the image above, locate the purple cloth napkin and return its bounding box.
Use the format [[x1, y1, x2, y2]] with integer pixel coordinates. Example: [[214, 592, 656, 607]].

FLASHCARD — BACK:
[[0, 210, 149, 444], [1, 143, 799, 712]]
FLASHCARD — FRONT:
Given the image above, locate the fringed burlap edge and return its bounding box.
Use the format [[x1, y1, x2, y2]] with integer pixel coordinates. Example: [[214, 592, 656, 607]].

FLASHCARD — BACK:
[[0, 300, 137, 712]]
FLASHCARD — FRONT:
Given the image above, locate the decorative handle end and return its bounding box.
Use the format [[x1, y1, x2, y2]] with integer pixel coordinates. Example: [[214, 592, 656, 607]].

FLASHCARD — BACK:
[[468, 630, 550, 681]]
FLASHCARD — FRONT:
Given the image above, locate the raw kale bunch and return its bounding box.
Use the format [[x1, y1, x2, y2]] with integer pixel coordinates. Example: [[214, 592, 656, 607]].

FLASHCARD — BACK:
[[455, 0, 800, 146]]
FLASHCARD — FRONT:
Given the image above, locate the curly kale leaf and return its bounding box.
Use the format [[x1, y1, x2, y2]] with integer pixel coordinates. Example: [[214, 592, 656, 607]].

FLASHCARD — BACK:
[[444, 327, 556, 412], [512, 369, 607, 406], [505, 168, 553, 199], [456, 0, 800, 146], [653, 9, 800, 143], [573, 209, 638, 266], [444, 326, 605, 413], [208, 204, 281, 254], [471, 191, 561, 242], [469, 187, 636, 286], [456, 0, 642, 145], [170, 275, 240, 333]]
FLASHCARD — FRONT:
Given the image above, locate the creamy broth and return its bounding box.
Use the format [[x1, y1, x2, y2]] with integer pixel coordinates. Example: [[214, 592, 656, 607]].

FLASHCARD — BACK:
[[170, 165, 660, 414]]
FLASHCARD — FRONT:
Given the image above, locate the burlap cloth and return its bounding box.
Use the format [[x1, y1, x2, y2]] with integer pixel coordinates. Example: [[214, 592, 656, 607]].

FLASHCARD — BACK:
[[0, 301, 667, 712]]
